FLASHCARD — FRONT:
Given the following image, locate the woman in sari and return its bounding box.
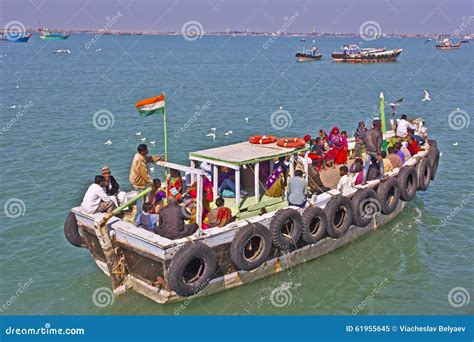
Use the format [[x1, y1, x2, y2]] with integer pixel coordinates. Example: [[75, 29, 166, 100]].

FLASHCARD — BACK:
[[354, 121, 368, 158], [265, 162, 284, 197], [167, 169, 182, 198], [329, 127, 347, 165]]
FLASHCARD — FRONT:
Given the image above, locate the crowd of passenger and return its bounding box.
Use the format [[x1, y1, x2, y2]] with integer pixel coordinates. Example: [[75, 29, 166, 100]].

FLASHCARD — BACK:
[[79, 115, 426, 239]]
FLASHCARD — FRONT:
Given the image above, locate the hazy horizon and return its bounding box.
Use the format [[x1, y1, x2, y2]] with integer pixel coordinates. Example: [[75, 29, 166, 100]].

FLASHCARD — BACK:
[[1, 0, 473, 34]]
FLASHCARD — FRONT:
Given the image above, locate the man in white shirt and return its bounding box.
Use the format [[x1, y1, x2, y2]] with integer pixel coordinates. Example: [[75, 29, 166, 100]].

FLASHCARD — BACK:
[[396, 115, 418, 138], [336, 166, 353, 194], [81, 175, 116, 214]]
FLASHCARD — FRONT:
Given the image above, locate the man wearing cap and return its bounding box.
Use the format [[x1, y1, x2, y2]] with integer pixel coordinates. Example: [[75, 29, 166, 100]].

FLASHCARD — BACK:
[[362, 119, 387, 185], [129, 144, 162, 226], [102, 166, 126, 207]]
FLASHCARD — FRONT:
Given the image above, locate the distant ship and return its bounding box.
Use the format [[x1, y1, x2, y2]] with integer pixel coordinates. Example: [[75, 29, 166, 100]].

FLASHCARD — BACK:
[[435, 35, 461, 50], [39, 28, 69, 40], [295, 40, 322, 61], [0, 32, 32, 43], [331, 44, 402, 63]]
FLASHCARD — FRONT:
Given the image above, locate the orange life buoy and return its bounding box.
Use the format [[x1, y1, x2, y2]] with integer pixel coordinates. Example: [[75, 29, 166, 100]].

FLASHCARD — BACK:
[[248, 135, 277, 144], [276, 137, 306, 148]]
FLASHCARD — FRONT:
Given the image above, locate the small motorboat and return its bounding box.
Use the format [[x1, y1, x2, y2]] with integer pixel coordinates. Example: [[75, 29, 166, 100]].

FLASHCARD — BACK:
[[331, 44, 402, 63], [435, 36, 461, 50], [0, 32, 32, 43], [40, 28, 69, 40], [295, 40, 322, 62], [53, 49, 71, 54]]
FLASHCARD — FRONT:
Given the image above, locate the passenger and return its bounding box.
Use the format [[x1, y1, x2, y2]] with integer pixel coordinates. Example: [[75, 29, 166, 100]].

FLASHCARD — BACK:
[[102, 166, 126, 207], [336, 166, 353, 194], [287, 169, 308, 208], [367, 159, 381, 181], [129, 144, 161, 226], [81, 175, 116, 214], [151, 179, 166, 214], [207, 197, 233, 228], [382, 151, 394, 173], [318, 129, 328, 142], [399, 141, 412, 160], [265, 159, 285, 197], [387, 147, 403, 169], [139, 203, 160, 231], [312, 137, 326, 170], [329, 127, 347, 165], [396, 114, 418, 138], [362, 119, 386, 185], [167, 168, 183, 198], [408, 128, 425, 146], [354, 121, 368, 158], [393, 142, 406, 164], [407, 135, 420, 156], [218, 166, 248, 197], [308, 159, 331, 195], [154, 198, 198, 239], [350, 158, 364, 185]]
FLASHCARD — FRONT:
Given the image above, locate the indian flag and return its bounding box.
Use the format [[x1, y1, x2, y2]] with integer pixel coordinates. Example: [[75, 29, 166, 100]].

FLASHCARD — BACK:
[[135, 94, 165, 117]]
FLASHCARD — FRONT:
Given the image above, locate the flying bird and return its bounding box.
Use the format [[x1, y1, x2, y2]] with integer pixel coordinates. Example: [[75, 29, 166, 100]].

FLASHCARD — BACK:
[[150, 140, 156, 145], [15, 85, 20, 89], [245, 117, 249, 123], [389, 98, 404, 107], [224, 130, 233, 136], [422, 90, 431, 101], [95, 48, 102, 52], [424, 38, 432, 44], [453, 142, 458, 146], [104, 140, 112, 145], [140, 137, 146, 142], [210, 127, 216, 132], [136, 132, 141, 136], [206, 133, 216, 140], [8, 105, 17, 109]]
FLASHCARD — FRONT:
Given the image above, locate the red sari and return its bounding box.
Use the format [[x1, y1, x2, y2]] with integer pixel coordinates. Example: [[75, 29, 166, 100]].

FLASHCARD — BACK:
[[329, 127, 347, 165]]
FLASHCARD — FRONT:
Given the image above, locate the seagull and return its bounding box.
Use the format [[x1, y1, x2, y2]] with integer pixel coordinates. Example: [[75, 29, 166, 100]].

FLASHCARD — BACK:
[[453, 142, 458, 146], [104, 140, 112, 145], [389, 98, 404, 107], [210, 127, 216, 132], [140, 137, 146, 142], [150, 140, 156, 145], [245, 117, 249, 123], [150, 167, 155, 172], [136, 132, 141, 136], [15, 85, 20, 89], [422, 90, 431, 101], [206, 133, 216, 140], [424, 38, 432, 44], [224, 130, 233, 136], [8, 105, 17, 109], [95, 48, 102, 52]]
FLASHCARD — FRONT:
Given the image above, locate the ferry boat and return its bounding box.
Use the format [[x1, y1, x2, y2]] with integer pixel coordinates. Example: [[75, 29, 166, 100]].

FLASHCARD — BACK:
[[331, 44, 402, 63], [39, 28, 69, 40], [0, 32, 32, 43], [295, 41, 322, 61], [435, 36, 461, 50], [65, 118, 439, 304]]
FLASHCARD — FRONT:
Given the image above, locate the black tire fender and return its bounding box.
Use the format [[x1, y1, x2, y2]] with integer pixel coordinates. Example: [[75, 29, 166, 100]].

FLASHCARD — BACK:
[[167, 242, 217, 297], [416, 158, 432, 191], [398, 166, 417, 201], [325, 196, 354, 238], [64, 211, 87, 248], [230, 223, 272, 271], [427, 146, 440, 180], [376, 177, 400, 215], [301, 206, 328, 244], [351, 189, 380, 227], [269, 208, 303, 250]]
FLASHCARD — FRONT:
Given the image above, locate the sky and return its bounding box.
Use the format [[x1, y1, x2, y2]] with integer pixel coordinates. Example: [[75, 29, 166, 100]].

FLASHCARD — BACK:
[[0, 0, 473, 34]]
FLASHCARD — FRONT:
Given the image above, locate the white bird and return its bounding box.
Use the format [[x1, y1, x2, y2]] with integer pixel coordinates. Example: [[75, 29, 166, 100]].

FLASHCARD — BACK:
[[140, 137, 146, 142], [453, 142, 458, 146], [210, 127, 216, 132], [15, 85, 20, 89], [95, 48, 102, 52], [206, 133, 216, 140], [150, 140, 156, 145], [104, 140, 112, 145], [136, 132, 141, 136], [422, 90, 431, 101], [9, 105, 17, 109], [150, 167, 155, 172], [224, 130, 233, 136], [245, 117, 249, 123]]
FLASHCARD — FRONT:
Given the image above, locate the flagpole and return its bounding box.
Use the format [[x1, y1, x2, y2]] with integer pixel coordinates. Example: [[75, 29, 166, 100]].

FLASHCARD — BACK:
[[163, 93, 168, 163], [380, 92, 387, 152]]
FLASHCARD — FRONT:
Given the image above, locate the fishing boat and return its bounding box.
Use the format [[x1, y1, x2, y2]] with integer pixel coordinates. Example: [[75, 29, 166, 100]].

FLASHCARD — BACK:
[[0, 32, 32, 43], [295, 41, 322, 61], [53, 49, 71, 54], [435, 35, 461, 49], [39, 28, 69, 40], [331, 44, 402, 63], [65, 115, 439, 304]]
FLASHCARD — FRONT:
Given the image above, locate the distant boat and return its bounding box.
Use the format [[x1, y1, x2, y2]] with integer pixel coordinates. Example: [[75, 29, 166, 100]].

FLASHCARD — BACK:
[[331, 44, 402, 63], [53, 49, 71, 54], [39, 28, 69, 40], [435, 35, 461, 50], [0, 32, 32, 43], [295, 40, 322, 61], [300, 38, 306, 42]]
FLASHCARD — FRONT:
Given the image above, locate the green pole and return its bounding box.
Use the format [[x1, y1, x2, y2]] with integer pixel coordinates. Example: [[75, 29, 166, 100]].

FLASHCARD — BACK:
[[111, 188, 151, 216], [163, 93, 168, 163], [380, 92, 387, 152]]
